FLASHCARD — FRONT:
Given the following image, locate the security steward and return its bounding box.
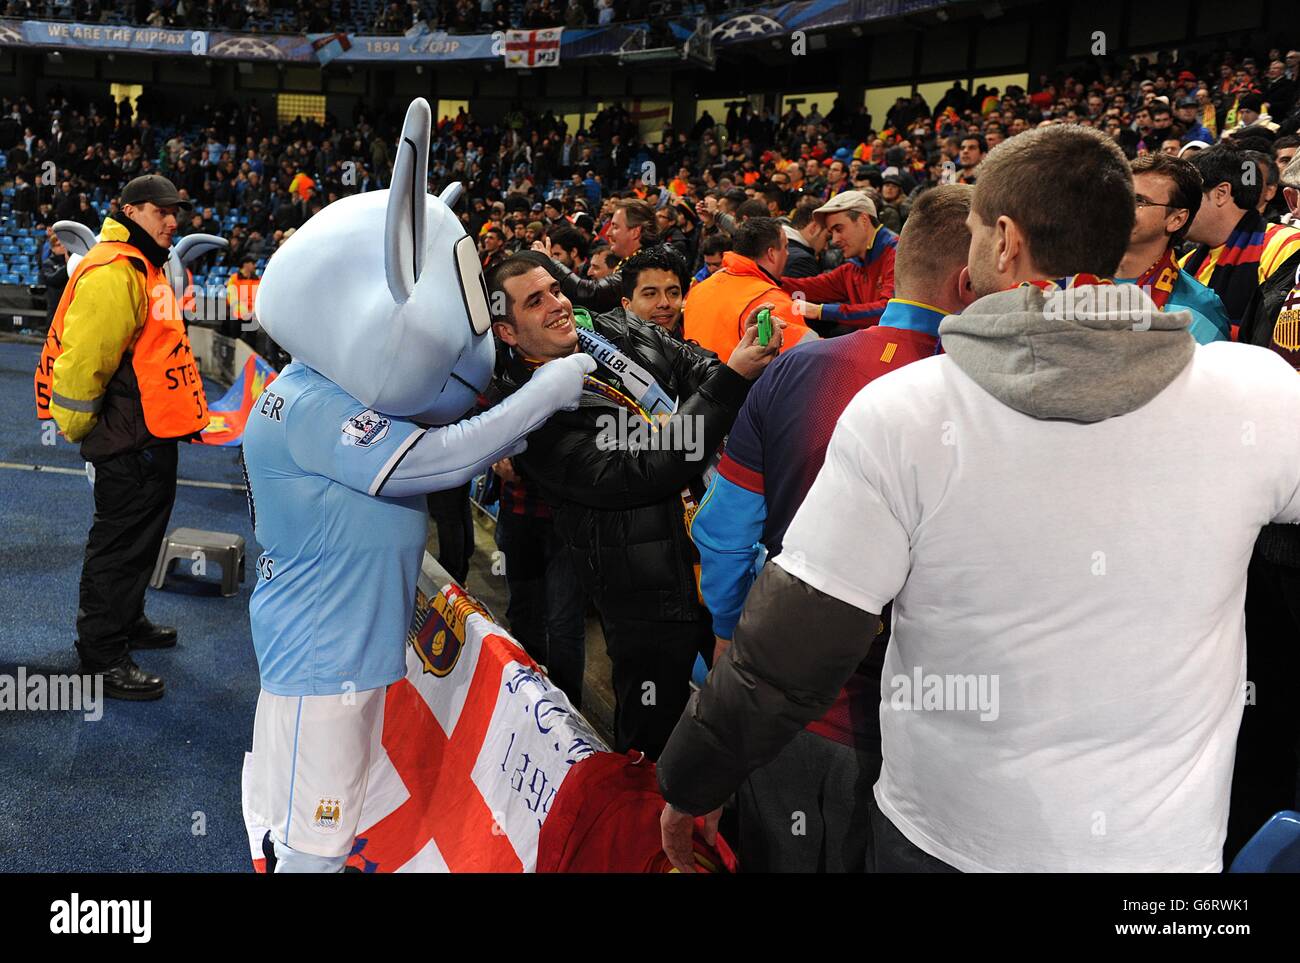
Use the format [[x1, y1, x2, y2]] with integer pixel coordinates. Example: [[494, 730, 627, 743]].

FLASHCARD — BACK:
[[34, 175, 209, 701], [225, 254, 260, 339]]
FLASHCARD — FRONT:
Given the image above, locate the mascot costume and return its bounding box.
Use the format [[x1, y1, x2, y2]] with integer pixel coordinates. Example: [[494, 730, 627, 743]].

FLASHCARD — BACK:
[[239, 98, 594, 873]]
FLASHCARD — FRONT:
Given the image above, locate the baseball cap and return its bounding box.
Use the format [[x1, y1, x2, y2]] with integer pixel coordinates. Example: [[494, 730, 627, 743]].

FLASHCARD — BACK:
[[813, 189, 877, 226], [1178, 70, 1198, 83], [120, 174, 192, 211], [1177, 95, 1199, 108], [1178, 140, 1211, 157]]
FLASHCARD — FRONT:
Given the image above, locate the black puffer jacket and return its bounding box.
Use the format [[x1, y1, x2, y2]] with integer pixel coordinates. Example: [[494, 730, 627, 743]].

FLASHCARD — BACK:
[[497, 307, 751, 622]]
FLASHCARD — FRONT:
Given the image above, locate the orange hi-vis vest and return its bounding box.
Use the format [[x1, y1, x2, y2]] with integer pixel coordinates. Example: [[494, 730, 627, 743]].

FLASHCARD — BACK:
[[227, 273, 260, 321], [682, 252, 812, 359], [35, 240, 209, 439]]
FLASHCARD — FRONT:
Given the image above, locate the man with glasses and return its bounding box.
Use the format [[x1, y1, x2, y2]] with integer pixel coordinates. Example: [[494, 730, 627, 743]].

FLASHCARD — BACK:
[[1116, 153, 1230, 343]]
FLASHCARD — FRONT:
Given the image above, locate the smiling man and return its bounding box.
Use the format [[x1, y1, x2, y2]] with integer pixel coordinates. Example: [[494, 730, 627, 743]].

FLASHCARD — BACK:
[[35, 174, 207, 701], [619, 246, 691, 336], [488, 252, 780, 760]]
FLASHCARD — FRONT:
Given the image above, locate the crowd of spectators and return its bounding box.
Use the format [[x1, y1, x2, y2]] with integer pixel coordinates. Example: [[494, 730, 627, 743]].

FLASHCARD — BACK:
[[2, 45, 1299, 310], [9, 34, 1300, 874], [451, 46, 1300, 296]]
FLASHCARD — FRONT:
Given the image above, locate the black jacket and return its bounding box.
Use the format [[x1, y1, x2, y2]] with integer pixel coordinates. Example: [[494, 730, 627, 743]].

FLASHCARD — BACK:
[[548, 256, 624, 312], [782, 231, 822, 279], [1239, 246, 1300, 568], [496, 307, 751, 622]]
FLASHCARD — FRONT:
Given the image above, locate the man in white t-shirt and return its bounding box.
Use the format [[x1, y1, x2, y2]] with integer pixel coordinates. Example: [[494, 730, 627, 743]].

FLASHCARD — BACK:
[[655, 124, 1300, 873]]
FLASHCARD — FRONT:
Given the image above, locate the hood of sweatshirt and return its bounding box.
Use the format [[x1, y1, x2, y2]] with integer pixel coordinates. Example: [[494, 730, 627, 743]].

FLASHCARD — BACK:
[[938, 282, 1195, 423]]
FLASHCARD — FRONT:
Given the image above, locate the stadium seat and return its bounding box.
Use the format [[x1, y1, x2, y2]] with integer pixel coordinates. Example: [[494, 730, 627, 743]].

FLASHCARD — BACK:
[[1229, 811, 1300, 872]]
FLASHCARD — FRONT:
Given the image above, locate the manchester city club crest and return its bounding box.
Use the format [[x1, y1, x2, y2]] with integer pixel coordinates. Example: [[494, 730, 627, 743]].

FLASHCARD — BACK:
[[312, 798, 342, 833]]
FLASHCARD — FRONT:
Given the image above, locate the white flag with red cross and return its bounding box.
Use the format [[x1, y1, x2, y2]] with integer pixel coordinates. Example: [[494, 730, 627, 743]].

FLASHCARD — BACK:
[[243, 554, 606, 872], [504, 28, 563, 68]]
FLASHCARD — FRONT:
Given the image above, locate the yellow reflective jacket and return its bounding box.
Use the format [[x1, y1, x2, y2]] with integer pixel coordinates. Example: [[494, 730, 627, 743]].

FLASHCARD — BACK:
[[47, 218, 148, 442]]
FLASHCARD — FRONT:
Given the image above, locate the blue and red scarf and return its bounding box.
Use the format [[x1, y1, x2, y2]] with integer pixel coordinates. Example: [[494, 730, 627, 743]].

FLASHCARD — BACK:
[[1182, 209, 1267, 324]]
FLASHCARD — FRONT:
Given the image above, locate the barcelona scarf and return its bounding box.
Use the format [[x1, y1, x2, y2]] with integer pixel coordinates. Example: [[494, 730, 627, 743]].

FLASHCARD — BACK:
[[935, 106, 960, 134], [1201, 101, 1217, 138], [1132, 247, 1179, 311], [1182, 210, 1267, 324]]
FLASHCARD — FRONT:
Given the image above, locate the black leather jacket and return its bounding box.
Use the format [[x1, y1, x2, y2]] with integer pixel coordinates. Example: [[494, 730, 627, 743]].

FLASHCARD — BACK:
[[548, 256, 624, 312], [495, 307, 751, 622]]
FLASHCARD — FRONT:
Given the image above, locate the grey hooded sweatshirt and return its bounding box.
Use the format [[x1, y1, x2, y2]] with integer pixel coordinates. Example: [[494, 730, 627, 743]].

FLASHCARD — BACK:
[[939, 283, 1299, 566], [937, 282, 1195, 423]]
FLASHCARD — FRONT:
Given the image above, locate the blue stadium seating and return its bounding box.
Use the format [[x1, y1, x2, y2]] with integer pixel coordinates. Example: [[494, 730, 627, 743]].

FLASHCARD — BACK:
[[1230, 811, 1300, 872]]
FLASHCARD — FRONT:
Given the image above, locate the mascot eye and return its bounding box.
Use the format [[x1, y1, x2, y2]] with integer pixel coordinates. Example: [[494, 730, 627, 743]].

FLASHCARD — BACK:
[[454, 234, 493, 337]]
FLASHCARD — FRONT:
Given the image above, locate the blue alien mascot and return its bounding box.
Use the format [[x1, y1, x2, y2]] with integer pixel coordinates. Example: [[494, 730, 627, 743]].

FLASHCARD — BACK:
[[240, 98, 594, 873]]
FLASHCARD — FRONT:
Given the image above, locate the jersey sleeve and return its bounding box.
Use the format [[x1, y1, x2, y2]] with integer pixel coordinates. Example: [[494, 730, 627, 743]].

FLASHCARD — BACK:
[[693, 471, 767, 640], [284, 387, 425, 497]]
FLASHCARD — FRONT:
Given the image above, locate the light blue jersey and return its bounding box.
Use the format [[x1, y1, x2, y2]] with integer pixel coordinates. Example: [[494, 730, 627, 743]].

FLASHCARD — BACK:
[[1115, 268, 1231, 345], [244, 363, 429, 696]]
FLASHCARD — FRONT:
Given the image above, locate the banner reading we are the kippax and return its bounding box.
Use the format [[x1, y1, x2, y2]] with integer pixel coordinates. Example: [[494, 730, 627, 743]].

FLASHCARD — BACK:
[[19, 19, 205, 54], [0, 18, 320, 60]]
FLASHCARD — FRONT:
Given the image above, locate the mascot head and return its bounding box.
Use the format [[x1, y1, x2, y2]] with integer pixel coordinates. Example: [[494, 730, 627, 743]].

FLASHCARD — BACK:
[[253, 97, 494, 426]]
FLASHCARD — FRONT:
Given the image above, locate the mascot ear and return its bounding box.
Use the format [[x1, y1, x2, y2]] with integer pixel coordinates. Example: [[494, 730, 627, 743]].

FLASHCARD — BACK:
[[438, 182, 463, 210], [385, 97, 433, 304], [174, 233, 229, 266], [53, 220, 97, 256], [168, 234, 228, 300]]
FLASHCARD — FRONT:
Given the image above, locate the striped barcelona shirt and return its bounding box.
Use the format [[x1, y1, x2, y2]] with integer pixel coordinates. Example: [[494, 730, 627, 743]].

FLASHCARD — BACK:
[[691, 299, 945, 749]]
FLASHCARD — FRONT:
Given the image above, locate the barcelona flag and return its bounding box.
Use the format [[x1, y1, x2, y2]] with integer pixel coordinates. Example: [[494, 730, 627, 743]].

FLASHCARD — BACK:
[[199, 353, 278, 447]]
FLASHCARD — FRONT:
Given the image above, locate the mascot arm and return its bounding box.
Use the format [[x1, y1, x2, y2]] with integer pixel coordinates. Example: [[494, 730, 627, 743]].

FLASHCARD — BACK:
[[375, 352, 596, 497], [284, 352, 592, 499]]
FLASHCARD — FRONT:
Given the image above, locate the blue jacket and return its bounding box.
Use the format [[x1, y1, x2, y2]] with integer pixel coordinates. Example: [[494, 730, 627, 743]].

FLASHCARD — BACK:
[[1115, 267, 1231, 344]]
